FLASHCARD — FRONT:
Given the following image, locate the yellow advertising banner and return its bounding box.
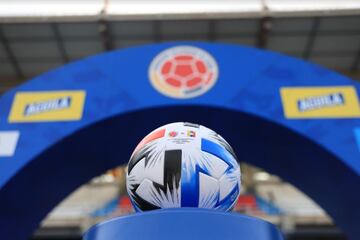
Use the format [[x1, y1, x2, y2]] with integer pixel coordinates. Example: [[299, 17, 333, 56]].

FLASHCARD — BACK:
[[9, 91, 86, 122], [280, 86, 360, 118]]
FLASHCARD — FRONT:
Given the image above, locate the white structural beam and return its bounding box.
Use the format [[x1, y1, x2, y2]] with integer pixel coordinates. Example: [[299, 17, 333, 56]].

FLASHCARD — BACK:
[[267, 0, 360, 17], [106, 0, 262, 20], [0, 0, 104, 22], [0, 0, 359, 22]]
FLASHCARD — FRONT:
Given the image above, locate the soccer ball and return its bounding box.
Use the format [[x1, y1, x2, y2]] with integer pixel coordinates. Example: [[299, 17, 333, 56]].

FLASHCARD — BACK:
[[126, 122, 241, 212]]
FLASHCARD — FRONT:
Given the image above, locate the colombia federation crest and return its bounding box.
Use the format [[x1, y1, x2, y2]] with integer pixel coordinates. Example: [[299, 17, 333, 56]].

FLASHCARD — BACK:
[[149, 46, 219, 99]]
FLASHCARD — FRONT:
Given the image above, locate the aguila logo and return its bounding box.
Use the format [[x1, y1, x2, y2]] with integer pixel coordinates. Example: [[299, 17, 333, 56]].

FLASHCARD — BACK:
[[149, 46, 219, 99]]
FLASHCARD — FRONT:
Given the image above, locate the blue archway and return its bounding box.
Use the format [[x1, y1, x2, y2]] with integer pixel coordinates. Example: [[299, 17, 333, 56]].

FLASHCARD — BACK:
[[0, 42, 359, 240]]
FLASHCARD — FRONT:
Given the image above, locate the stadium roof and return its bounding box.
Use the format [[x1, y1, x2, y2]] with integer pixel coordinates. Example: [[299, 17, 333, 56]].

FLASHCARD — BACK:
[[1, 0, 360, 21], [0, 0, 360, 94]]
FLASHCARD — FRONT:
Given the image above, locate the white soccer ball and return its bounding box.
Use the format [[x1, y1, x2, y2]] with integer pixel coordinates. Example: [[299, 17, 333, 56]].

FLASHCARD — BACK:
[[126, 122, 241, 212]]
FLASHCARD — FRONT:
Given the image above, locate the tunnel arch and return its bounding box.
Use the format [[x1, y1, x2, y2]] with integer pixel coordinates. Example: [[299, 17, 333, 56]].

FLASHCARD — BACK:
[[1, 106, 359, 239], [0, 42, 360, 239]]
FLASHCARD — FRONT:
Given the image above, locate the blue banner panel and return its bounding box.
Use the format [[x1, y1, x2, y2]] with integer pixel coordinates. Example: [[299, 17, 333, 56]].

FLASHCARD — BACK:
[[0, 42, 359, 240]]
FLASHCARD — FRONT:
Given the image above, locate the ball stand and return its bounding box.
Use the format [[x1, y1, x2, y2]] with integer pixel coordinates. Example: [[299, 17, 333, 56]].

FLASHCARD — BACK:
[[84, 208, 284, 240]]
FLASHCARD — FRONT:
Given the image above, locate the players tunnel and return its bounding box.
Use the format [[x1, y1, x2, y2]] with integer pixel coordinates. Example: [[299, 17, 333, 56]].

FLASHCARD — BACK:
[[1, 106, 360, 240], [0, 42, 360, 240]]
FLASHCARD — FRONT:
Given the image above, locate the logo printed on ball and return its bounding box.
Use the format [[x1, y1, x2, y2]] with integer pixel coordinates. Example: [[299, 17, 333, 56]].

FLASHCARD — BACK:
[[149, 46, 219, 99], [168, 131, 178, 137], [187, 130, 196, 137]]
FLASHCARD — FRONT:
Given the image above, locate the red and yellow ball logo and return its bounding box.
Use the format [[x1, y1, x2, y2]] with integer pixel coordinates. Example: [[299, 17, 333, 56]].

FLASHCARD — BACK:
[[149, 46, 219, 99]]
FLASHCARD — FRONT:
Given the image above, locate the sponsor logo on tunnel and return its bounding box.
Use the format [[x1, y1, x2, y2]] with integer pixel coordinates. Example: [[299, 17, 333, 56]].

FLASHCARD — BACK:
[[280, 86, 360, 118], [149, 46, 218, 99], [24, 96, 71, 116], [297, 92, 345, 112], [8, 91, 86, 122]]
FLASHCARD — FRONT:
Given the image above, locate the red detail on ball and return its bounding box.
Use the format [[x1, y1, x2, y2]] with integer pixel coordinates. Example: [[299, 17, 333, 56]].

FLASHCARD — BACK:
[[133, 128, 165, 154]]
